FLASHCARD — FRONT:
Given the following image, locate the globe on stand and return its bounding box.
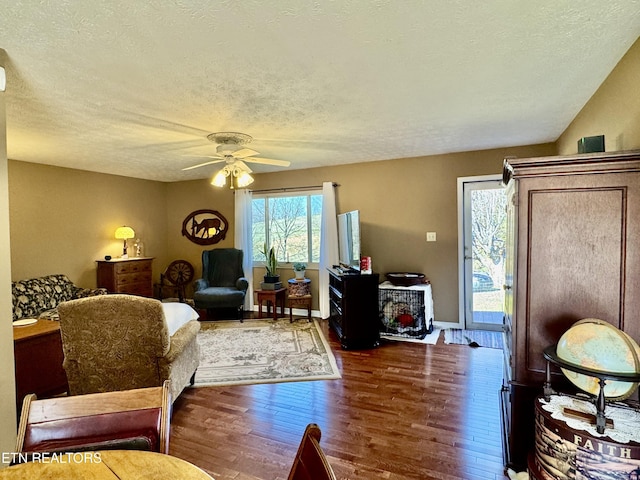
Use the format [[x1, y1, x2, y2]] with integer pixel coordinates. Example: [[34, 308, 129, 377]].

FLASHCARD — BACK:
[[556, 318, 640, 400]]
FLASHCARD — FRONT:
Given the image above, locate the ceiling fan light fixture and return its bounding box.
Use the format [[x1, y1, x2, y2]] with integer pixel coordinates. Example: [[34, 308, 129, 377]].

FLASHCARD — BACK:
[[211, 168, 229, 187], [210, 163, 254, 189], [184, 131, 291, 174], [236, 170, 254, 188]]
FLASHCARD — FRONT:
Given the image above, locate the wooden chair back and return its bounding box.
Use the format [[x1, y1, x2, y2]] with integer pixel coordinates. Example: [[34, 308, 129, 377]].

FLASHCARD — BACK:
[[16, 380, 171, 456], [287, 424, 337, 480]]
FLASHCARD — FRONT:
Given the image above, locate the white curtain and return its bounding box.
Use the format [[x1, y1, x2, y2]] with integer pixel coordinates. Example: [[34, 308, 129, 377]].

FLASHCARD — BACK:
[[319, 181, 339, 318], [234, 189, 254, 311]]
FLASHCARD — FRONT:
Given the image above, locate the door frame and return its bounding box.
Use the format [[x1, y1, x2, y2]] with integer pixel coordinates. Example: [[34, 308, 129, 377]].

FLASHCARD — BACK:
[[457, 174, 503, 329]]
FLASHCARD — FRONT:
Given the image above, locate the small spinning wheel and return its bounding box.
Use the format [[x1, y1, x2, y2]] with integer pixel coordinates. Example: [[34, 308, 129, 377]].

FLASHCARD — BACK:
[[157, 260, 195, 302], [164, 260, 194, 286]]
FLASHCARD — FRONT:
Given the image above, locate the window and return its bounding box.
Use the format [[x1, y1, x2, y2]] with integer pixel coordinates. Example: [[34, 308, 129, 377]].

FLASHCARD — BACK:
[[252, 191, 323, 266]]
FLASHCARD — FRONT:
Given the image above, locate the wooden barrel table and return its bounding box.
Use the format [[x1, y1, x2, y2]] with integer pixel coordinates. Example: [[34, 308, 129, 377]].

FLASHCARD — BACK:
[[288, 278, 311, 296], [530, 395, 640, 479]]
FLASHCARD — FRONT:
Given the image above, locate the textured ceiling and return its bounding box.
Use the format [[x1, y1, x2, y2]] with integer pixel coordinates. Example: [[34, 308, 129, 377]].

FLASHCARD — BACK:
[[0, 1, 639, 182]]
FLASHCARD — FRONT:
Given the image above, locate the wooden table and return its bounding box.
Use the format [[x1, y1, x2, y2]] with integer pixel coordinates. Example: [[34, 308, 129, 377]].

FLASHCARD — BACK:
[[13, 319, 68, 408], [0, 450, 214, 479], [255, 288, 286, 320]]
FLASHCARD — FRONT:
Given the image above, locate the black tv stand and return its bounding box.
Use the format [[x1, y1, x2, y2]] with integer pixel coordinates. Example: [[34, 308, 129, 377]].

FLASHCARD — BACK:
[[328, 267, 380, 349]]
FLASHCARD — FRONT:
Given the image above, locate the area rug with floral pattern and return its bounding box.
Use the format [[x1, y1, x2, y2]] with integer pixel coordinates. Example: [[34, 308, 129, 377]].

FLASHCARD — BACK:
[[193, 318, 341, 387]]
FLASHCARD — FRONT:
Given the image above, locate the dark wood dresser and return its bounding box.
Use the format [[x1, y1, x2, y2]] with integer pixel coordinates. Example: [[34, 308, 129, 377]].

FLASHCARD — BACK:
[[96, 257, 154, 296], [501, 150, 640, 469], [14, 319, 68, 408], [328, 268, 380, 349]]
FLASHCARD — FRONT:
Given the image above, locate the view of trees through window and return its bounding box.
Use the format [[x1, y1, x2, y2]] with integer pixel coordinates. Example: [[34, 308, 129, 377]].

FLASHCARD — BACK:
[[471, 188, 507, 287], [252, 193, 323, 265], [468, 186, 507, 327]]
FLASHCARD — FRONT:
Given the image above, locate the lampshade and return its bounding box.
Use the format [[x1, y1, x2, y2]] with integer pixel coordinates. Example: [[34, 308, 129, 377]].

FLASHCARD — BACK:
[[236, 170, 254, 188], [115, 226, 135, 240], [115, 226, 135, 258], [211, 169, 228, 187], [210, 163, 254, 189]]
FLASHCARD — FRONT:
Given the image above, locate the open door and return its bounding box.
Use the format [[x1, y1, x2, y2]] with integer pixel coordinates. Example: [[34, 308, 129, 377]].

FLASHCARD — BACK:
[[458, 175, 506, 331]]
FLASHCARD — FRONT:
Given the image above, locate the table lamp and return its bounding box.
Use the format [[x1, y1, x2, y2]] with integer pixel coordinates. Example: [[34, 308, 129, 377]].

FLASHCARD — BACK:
[[115, 226, 135, 258]]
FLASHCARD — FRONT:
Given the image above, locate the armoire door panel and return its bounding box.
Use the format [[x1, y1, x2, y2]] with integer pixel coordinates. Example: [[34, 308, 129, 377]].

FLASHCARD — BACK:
[[623, 174, 640, 342], [523, 187, 626, 379]]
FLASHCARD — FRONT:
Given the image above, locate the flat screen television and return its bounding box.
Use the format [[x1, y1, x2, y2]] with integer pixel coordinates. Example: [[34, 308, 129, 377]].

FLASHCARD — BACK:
[[337, 210, 361, 271]]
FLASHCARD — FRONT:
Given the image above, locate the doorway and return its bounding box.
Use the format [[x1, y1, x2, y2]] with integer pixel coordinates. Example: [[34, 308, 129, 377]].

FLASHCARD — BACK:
[[458, 175, 506, 331]]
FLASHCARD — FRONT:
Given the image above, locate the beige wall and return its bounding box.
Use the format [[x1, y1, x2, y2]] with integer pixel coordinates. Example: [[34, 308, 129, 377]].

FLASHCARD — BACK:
[[164, 179, 236, 289], [557, 37, 640, 154], [226, 144, 556, 322], [7, 144, 555, 323], [0, 62, 17, 464], [8, 161, 170, 287]]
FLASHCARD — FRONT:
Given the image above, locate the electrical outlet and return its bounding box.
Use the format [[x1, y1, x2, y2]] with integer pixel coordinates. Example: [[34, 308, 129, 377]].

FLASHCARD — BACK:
[[426, 232, 437, 242]]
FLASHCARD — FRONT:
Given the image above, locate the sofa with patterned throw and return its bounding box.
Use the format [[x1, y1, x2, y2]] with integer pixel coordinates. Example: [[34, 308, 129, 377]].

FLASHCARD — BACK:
[[12, 274, 107, 322]]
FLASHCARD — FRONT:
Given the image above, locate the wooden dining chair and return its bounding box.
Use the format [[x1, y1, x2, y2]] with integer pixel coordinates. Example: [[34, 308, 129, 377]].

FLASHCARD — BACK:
[[287, 424, 337, 480], [16, 380, 172, 457]]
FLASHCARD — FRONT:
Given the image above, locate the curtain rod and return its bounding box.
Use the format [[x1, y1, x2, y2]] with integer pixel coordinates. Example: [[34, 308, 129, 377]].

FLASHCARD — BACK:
[[249, 182, 339, 194]]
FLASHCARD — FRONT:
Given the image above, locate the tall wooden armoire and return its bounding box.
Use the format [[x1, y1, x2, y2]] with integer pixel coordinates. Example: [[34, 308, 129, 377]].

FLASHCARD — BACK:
[[501, 150, 640, 469]]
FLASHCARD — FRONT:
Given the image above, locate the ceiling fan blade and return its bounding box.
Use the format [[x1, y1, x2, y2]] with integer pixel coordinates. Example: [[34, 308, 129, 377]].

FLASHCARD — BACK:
[[234, 160, 253, 173], [181, 159, 226, 171], [243, 157, 291, 167], [232, 148, 260, 158], [181, 154, 224, 159]]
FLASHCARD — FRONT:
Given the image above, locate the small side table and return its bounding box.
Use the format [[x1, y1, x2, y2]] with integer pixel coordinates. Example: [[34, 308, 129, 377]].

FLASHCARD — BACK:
[[288, 278, 312, 323], [288, 295, 312, 322], [255, 288, 286, 321]]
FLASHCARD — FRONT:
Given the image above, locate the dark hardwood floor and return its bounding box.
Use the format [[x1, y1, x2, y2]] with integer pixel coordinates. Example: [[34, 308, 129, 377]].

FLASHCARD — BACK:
[[170, 319, 509, 480]]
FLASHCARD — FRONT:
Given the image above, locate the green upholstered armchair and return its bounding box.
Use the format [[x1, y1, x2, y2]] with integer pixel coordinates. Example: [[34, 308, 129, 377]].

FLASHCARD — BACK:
[[58, 295, 200, 402], [193, 248, 249, 320]]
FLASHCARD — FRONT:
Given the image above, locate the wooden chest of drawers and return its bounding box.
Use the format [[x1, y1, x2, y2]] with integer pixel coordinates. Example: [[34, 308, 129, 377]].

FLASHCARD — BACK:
[[96, 257, 154, 296], [328, 268, 380, 349]]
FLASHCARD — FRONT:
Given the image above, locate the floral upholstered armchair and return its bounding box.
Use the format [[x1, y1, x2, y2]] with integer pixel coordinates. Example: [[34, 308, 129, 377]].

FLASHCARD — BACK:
[[12, 274, 107, 321], [57, 294, 200, 402]]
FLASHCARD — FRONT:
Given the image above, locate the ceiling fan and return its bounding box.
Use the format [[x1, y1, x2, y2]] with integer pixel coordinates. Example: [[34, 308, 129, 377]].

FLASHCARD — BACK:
[[181, 132, 291, 172]]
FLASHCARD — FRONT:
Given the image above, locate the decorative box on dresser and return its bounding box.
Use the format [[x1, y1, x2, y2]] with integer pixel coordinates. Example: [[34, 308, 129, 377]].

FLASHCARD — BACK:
[[328, 268, 380, 349], [501, 150, 640, 470], [96, 257, 154, 296]]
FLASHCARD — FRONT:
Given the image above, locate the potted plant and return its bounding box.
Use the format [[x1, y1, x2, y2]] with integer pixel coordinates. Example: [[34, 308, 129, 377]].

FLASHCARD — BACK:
[[261, 244, 279, 283], [293, 262, 307, 280]]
